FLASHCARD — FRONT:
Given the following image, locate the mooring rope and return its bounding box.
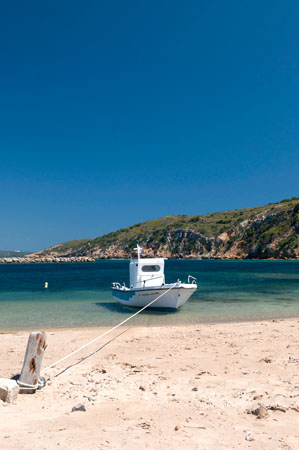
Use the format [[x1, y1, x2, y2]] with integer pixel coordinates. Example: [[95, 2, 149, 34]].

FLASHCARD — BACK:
[[17, 378, 45, 390], [52, 328, 129, 379], [41, 283, 178, 376]]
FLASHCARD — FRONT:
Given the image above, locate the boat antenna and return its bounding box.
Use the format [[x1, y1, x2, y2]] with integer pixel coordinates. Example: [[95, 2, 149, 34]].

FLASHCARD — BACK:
[[134, 243, 142, 260]]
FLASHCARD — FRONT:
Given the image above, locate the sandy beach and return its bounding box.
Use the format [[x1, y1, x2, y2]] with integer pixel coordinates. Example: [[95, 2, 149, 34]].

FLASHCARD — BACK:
[[1, 319, 299, 449]]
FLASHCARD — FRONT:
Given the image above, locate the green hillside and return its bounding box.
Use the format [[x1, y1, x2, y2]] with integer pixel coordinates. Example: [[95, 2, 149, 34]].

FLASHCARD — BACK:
[[37, 197, 299, 260]]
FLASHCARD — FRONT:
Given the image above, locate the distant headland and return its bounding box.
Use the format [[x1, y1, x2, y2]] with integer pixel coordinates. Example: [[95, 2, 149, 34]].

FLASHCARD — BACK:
[[0, 256, 95, 264], [0, 250, 30, 258], [24, 197, 299, 261]]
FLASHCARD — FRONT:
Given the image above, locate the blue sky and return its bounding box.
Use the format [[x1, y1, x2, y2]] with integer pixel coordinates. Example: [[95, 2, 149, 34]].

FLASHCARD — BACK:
[[0, 0, 298, 251]]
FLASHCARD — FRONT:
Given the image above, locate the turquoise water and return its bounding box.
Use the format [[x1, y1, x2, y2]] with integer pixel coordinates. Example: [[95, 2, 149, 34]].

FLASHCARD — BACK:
[[0, 260, 299, 331]]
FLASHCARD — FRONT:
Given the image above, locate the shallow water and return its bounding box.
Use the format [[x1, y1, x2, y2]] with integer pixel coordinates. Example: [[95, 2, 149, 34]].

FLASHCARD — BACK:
[[0, 260, 298, 331]]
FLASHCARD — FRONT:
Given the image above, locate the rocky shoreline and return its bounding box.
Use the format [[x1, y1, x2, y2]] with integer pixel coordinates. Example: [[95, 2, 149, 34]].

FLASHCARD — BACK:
[[0, 256, 95, 264]]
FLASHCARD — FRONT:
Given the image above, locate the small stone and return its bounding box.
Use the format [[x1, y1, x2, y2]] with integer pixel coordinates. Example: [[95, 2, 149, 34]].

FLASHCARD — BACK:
[[139, 422, 150, 429], [0, 379, 19, 403], [262, 357, 272, 363], [269, 404, 288, 413], [247, 404, 268, 419], [139, 386, 146, 391], [71, 403, 86, 412], [174, 425, 181, 431], [192, 387, 198, 391], [256, 405, 268, 419], [245, 432, 254, 441]]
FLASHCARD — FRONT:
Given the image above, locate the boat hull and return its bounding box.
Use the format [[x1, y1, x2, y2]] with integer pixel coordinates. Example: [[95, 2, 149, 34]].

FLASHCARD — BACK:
[[111, 284, 197, 310]]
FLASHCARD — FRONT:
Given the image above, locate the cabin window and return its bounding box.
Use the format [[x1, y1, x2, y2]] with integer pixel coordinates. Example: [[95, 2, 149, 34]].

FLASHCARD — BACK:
[[141, 265, 160, 272]]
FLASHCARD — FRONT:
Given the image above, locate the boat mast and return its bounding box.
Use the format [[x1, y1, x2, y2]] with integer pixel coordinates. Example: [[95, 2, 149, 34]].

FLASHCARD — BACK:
[[134, 243, 142, 260]]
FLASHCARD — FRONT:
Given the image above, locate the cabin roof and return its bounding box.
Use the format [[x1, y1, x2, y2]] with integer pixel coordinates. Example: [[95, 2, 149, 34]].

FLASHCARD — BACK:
[[130, 258, 165, 264]]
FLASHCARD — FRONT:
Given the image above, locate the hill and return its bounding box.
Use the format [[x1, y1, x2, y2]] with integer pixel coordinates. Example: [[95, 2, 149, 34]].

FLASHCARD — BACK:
[[33, 197, 299, 260]]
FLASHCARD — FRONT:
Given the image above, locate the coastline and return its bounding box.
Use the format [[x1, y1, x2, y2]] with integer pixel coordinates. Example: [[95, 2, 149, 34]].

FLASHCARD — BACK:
[[1, 318, 299, 449], [1, 257, 298, 264], [1, 312, 299, 332], [1, 312, 299, 334]]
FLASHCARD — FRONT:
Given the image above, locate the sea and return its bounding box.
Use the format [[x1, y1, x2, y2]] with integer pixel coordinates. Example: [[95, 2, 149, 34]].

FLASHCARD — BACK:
[[0, 260, 299, 331]]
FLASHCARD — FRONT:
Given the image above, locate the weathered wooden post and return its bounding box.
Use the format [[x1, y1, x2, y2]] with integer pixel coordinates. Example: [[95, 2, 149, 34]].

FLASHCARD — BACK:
[[18, 330, 48, 394]]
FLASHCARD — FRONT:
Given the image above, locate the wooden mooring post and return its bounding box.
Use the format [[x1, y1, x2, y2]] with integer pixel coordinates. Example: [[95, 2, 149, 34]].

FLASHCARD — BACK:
[[18, 330, 48, 394]]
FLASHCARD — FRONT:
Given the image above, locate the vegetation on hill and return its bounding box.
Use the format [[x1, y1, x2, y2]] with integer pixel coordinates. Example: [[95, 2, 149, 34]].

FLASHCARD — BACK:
[[35, 197, 299, 260]]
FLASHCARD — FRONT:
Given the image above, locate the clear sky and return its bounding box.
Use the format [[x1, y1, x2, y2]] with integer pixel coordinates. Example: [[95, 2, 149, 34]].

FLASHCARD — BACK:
[[0, 0, 298, 251]]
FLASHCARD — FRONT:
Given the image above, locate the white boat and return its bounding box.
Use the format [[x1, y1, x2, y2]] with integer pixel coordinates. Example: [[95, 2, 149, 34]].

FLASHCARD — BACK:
[[111, 245, 197, 310]]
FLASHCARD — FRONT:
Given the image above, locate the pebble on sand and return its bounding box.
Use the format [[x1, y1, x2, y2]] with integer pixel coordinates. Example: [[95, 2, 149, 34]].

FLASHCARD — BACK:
[[246, 404, 268, 419], [245, 432, 254, 441], [71, 403, 86, 412]]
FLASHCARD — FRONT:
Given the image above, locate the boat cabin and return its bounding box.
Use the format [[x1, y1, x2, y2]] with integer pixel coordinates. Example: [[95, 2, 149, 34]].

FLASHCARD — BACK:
[[129, 258, 165, 288]]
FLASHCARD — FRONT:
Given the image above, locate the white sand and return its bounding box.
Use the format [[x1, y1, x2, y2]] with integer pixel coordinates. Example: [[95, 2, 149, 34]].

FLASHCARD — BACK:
[[1, 319, 299, 449]]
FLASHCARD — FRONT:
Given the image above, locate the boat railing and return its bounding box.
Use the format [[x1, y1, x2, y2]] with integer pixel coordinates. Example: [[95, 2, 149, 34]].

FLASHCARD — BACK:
[[188, 275, 197, 284], [112, 282, 122, 289]]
